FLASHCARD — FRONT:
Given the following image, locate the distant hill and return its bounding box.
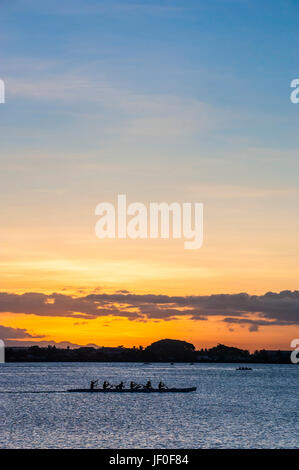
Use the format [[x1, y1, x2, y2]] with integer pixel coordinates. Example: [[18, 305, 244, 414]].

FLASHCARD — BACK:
[[144, 339, 195, 362], [4, 339, 295, 363]]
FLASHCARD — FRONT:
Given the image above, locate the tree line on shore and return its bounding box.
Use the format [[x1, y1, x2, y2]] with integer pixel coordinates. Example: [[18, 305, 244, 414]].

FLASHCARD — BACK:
[[4, 339, 294, 364]]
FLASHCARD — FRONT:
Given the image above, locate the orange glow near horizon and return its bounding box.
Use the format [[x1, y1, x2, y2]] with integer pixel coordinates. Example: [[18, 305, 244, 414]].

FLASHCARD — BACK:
[[0, 310, 297, 353], [1, 218, 299, 351]]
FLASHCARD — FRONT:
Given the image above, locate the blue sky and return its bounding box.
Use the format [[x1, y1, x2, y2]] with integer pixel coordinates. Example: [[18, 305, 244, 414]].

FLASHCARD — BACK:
[[1, 1, 298, 145], [1, 0, 299, 189]]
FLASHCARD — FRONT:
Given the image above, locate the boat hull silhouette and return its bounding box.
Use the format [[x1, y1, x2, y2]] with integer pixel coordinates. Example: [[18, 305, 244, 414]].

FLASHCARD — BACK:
[[68, 387, 196, 393]]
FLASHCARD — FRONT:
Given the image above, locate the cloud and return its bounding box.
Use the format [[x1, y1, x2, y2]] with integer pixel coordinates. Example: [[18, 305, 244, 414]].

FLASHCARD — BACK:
[[0, 290, 299, 331], [223, 317, 296, 332], [0, 324, 44, 340]]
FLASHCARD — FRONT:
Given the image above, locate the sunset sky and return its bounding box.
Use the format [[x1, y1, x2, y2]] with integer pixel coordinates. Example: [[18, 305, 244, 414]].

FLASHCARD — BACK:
[[0, 0, 299, 351]]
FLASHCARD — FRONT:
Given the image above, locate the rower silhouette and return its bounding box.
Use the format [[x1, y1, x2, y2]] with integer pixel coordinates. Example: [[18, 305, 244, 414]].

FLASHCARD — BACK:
[[90, 380, 98, 390], [116, 381, 124, 390], [145, 380, 152, 390], [158, 381, 168, 390], [103, 381, 111, 390]]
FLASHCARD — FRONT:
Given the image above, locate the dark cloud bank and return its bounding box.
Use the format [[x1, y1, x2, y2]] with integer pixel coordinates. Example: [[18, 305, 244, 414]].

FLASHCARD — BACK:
[[0, 290, 298, 341]]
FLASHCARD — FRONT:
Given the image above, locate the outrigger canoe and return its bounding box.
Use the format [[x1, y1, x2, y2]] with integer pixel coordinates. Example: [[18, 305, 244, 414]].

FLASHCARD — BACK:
[[68, 387, 196, 393]]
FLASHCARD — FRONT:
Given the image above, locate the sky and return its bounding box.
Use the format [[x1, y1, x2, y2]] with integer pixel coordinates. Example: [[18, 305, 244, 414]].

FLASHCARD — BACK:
[[0, 0, 299, 351]]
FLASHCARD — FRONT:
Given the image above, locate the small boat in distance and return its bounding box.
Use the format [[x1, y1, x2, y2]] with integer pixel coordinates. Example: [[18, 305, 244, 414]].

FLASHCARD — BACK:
[[68, 387, 196, 393]]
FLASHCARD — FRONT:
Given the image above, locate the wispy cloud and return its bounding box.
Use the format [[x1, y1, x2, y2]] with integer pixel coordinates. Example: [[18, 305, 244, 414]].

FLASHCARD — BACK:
[[4, 58, 227, 139]]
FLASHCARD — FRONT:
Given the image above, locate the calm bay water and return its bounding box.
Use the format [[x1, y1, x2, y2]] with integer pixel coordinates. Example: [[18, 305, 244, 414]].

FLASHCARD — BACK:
[[0, 362, 298, 448]]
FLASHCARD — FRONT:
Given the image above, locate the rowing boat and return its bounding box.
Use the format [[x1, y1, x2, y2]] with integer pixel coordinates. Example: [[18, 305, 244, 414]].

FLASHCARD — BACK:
[[67, 387, 196, 393]]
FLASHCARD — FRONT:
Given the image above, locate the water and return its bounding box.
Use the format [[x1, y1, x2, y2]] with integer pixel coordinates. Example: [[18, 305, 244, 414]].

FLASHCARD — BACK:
[[0, 362, 298, 448]]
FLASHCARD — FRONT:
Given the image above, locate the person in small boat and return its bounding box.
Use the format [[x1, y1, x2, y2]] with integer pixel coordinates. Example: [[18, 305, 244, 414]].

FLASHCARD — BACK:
[[145, 380, 152, 390], [103, 381, 111, 390], [158, 381, 168, 390], [116, 381, 124, 390], [90, 380, 98, 390]]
